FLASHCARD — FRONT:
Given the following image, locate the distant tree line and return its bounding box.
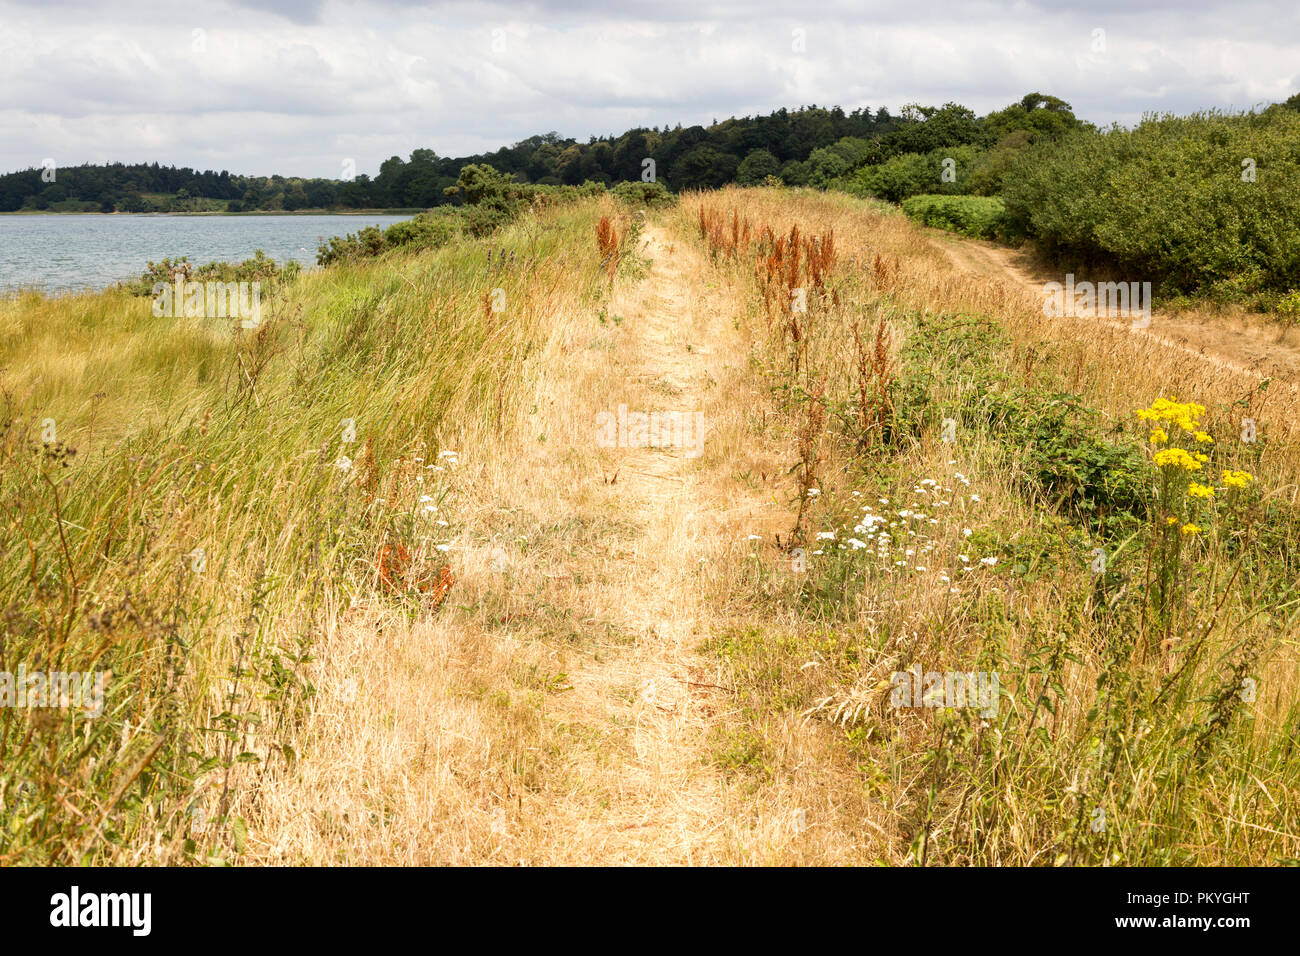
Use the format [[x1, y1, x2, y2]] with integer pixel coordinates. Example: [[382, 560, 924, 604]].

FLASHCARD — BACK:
[[0, 95, 1081, 213]]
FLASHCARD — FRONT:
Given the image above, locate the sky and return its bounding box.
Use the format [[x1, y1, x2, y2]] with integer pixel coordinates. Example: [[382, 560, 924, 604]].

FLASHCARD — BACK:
[[0, 0, 1296, 178]]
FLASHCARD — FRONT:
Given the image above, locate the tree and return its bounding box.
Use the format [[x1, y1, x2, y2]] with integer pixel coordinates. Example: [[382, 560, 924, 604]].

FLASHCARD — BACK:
[[736, 148, 781, 184]]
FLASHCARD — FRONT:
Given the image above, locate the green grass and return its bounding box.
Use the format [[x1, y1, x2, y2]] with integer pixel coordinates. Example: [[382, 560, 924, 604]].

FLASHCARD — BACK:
[[0, 197, 609, 864]]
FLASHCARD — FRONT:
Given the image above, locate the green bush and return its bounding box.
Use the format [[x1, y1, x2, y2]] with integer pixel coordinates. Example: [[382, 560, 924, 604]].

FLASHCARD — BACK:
[[901, 194, 1008, 239], [839, 144, 983, 202], [611, 180, 675, 209], [1000, 107, 1300, 296], [122, 249, 302, 295]]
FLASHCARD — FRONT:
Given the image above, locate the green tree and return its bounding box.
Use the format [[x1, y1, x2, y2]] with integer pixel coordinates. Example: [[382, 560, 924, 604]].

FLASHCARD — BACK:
[[736, 148, 781, 184]]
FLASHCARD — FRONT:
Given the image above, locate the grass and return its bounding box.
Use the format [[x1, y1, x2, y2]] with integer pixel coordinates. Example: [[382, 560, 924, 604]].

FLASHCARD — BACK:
[[0, 197, 616, 864], [679, 186, 1300, 865], [3, 182, 1298, 866]]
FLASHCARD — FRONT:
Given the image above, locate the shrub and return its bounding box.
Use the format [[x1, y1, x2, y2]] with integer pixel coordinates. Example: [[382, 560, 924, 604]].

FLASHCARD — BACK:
[[611, 180, 675, 209], [901, 194, 1008, 239], [1000, 107, 1300, 295]]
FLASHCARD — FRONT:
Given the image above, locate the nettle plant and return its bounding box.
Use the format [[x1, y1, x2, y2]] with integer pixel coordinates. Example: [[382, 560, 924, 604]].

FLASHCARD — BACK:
[[1136, 398, 1255, 647]]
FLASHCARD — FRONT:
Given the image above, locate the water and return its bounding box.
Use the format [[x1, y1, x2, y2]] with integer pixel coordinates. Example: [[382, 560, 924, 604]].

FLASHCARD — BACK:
[[0, 214, 413, 294]]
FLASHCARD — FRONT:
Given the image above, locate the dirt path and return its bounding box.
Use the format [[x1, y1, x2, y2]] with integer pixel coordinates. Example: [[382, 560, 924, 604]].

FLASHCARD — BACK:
[[931, 230, 1300, 383], [522, 223, 741, 862], [249, 217, 834, 865]]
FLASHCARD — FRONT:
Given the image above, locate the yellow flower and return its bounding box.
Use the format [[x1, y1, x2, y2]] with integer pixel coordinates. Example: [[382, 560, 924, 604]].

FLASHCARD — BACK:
[[1187, 482, 1215, 499], [1165, 516, 1179, 525], [1136, 397, 1206, 434], [1221, 469, 1255, 489], [1194, 431, 1213, 444], [1149, 426, 1168, 444], [1182, 523, 1201, 535], [1195, 453, 1209, 462], [1154, 448, 1202, 471]]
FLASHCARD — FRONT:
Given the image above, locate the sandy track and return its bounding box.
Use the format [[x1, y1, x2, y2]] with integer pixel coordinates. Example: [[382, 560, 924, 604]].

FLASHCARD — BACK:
[[931, 231, 1300, 383]]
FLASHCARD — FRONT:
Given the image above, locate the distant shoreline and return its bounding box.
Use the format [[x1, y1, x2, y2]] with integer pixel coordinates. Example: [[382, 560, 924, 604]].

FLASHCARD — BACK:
[[0, 208, 422, 217]]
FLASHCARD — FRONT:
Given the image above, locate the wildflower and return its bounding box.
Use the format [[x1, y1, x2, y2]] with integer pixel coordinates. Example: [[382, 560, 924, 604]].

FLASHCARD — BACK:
[[1153, 448, 1201, 472], [1187, 482, 1215, 499], [1165, 516, 1178, 525], [1181, 523, 1201, 536], [1194, 431, 1213, 444], [1136, 397, 1207, 433], [981, 556, 997, 566], [848, 538, 867, 549], [970, 494, 981, 502], [963, 528, 973, 537], [817, 531, 835, 540], [1149, 426, 1168, 444], [1221, 469, 1254, 489]]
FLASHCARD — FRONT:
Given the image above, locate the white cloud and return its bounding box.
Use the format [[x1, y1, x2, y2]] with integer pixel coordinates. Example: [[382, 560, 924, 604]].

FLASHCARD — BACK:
[[0, 0, 1295, 176]]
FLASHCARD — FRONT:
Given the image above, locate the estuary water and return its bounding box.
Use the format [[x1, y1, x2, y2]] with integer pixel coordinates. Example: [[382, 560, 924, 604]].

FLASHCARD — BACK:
[[0, 213, 411, 294]]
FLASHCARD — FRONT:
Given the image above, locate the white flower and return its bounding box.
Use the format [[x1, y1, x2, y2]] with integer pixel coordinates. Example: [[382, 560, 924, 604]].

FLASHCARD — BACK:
[[848, 538, 866, 549], [963, 528, 973, 537], [898, 510, 911, 518], [915, 565, 927, 572], [970, 494, 981, 502], [436, 544, 451, 552], [807, 488, 820, 497], [981, 556, 997, 566], [746, 534, 762, 540], [817, 531, 835, 540], [335, 456, 352, 471]]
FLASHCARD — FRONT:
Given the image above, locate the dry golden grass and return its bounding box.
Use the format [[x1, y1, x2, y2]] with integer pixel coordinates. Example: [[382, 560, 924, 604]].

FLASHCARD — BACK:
[[6, 186, 1296, 866]]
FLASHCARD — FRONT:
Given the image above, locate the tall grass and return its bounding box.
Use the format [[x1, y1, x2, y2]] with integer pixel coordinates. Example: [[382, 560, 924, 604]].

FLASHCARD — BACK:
[[678, 186, 1300, 865], [0, 198, 610, 864]]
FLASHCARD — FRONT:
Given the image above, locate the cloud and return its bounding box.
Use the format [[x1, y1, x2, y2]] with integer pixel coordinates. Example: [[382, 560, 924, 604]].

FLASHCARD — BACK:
[[0, 0, 1295, 177]]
